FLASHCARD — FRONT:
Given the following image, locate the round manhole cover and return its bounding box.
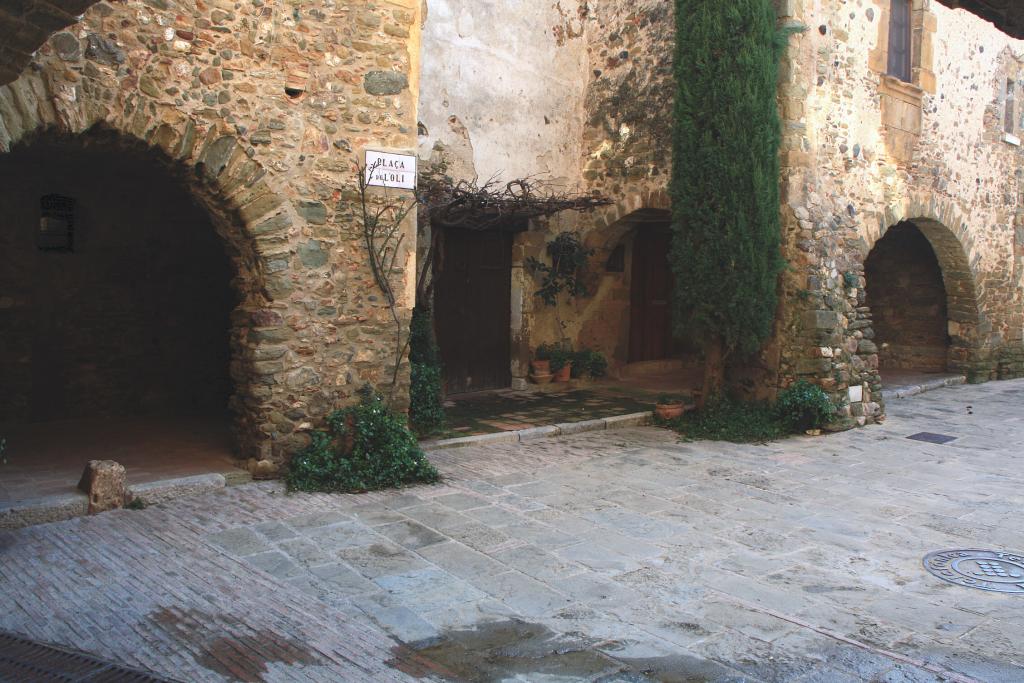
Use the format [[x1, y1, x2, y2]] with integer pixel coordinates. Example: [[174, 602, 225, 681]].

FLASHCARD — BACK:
[[924, 549, 1024, 594]]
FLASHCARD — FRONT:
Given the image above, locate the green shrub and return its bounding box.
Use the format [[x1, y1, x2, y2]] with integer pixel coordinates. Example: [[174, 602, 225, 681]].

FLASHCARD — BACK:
[[408, 306, 446, 436], [775, 380, 837, 432], [669, 394, 787, 443], [410, 361, 446, 436], [286, 388, 440, 493]]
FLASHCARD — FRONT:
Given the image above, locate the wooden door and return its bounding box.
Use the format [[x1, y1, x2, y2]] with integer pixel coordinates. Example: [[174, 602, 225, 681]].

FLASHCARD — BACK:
[[434, 227, 513, 394], [629, 226, 675, 362]]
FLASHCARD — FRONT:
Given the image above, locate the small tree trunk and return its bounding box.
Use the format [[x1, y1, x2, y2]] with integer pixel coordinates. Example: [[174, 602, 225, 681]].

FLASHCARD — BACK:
[[699, 336, 725, 409]]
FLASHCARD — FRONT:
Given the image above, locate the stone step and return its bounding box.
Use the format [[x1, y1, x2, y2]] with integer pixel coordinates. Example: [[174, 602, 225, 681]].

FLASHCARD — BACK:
[[880, 374, 967, 401]]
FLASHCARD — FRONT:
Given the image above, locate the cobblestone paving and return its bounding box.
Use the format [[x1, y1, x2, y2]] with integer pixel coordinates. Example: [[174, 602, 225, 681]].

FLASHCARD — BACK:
[[3, 380, 1024, 681]]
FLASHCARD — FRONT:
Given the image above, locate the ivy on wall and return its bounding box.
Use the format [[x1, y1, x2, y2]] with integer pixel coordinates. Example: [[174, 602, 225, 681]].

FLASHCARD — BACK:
[[669, 0, 800, 395]]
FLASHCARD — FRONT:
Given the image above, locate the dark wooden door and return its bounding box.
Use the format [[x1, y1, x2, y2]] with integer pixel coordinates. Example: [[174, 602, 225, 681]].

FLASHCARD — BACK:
[[629, 226, 675, 362], [434, 228, 513, 394]]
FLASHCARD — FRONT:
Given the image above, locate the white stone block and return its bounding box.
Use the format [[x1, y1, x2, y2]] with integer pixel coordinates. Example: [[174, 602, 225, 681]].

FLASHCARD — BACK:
[[848, 385, 864, 403]]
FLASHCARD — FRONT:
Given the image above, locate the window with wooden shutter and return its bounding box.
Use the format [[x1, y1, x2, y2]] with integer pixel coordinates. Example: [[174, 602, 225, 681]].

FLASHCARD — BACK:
[[887, 0, 912, 83]]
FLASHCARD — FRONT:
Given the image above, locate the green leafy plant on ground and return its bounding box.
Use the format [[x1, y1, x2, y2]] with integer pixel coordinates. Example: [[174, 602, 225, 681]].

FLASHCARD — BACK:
[[409, 306, 446, 437], [775, 380, 837, 432], [663, 382, 837, 443], [666, 394, 788, 443], [286, 387, 440, 494]]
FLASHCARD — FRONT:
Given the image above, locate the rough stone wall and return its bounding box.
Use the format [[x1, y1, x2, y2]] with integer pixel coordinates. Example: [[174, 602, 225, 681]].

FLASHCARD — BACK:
[[0, 0, 421, 463], [776, 0, 1024, 422], [0, 0, 96, 85], [580, 0, 673, 202]]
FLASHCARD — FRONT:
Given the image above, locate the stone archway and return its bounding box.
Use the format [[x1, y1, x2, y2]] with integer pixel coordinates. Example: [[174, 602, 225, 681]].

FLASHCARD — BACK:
[[0, 0, 424, 479], [864, 211, 984, 378], [0, 75, 291, 461], [576, 199, 696, 373]]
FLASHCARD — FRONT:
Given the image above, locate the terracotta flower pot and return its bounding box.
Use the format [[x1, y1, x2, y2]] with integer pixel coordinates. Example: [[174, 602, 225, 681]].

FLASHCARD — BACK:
[[530, 359, 551, 374], [553, 362, 572, 382], [529, 372, 554, 384], [655, 403, 685, 420]]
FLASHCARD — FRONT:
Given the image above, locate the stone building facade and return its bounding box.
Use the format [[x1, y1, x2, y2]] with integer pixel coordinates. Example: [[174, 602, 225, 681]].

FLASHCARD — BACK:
[[418, 0, 1024, 426], [775, 0, 1024, 421], [1, 0, 1022, 466], [0, 0, 422, 463]]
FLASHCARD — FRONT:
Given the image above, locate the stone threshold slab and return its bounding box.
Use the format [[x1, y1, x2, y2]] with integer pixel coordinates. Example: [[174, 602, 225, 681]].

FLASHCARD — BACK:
[[0, 473, 227, 531], [880, 374, 966, 401], [421, 411, 653, 451]]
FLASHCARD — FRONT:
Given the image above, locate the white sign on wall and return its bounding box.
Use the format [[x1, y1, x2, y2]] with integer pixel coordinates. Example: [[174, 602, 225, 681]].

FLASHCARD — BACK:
[[365, 150, 417, 190]]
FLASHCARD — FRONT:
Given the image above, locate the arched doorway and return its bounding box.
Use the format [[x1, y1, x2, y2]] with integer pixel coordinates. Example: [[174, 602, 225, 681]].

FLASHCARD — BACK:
[[864, 220, 954, 378], [578, 206, 700, 390], [0, 133, 243, 497]]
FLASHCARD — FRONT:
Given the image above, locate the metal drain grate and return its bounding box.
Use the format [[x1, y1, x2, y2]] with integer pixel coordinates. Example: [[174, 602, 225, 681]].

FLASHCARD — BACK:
[[0, 631, 174, 682], [923, 549, 1024, 594], [907, 432, 957, 445]]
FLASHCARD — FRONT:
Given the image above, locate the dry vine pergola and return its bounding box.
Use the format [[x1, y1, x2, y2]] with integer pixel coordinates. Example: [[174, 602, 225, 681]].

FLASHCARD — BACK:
[[414, 172, 612, 303], [354, 159, 611, 403]]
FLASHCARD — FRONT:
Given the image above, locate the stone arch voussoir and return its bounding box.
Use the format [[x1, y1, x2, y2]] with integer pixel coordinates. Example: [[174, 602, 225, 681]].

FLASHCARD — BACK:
[[590, 188, 672, 250]]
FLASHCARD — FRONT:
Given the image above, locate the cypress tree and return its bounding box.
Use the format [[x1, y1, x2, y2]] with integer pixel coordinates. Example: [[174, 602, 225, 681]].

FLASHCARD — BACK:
[[669, 0, 796, 400]]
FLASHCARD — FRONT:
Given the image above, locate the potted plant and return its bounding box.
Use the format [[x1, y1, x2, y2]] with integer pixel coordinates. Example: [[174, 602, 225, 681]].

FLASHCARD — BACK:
[[529, 344, 555, 383], [532, 344, 553, 375], [549, 346, 573, 382], [655, 394, 686, 420]]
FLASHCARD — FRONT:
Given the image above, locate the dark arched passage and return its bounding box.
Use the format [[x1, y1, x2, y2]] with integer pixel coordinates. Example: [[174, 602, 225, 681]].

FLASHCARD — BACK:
[[0, 134, 242, 490], [865, 221, 951, 373]]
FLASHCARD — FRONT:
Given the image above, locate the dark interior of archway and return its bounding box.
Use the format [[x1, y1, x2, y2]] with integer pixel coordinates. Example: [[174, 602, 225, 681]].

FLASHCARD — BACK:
[[0, 137, 236, 425], [864, 222, 950, 372]]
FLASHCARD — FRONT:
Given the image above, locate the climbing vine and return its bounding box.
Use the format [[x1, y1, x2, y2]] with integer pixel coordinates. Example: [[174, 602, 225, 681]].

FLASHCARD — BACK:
[[355, 158, 418, 404], [525, 232, 594, 306]]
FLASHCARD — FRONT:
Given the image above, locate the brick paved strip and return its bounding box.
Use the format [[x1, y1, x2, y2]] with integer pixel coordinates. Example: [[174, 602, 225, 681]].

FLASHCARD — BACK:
[[0, 496, 416, 682]]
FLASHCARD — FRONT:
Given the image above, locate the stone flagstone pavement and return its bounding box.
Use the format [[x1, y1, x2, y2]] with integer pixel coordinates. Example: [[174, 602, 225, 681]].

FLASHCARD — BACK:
[[2, 379, 1024, 681]]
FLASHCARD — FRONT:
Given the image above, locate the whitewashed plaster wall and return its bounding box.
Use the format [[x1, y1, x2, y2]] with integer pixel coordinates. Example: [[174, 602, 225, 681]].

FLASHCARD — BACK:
[[417, 0, 590, 185]]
